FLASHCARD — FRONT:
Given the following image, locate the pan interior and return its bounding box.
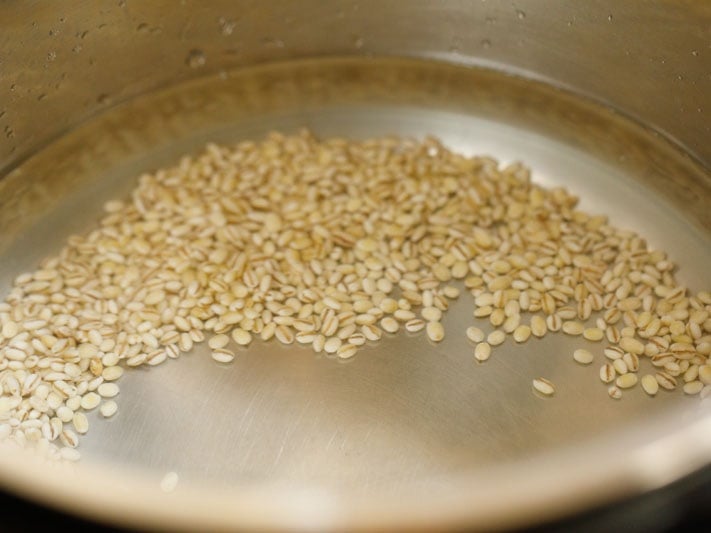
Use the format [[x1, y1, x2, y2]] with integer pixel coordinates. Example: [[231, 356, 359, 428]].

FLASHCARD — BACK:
[[0, 57, 708, 497]]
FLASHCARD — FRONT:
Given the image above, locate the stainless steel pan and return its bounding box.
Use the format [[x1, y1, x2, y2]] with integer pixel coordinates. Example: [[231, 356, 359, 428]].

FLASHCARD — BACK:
[[0, 1, 709, 530]]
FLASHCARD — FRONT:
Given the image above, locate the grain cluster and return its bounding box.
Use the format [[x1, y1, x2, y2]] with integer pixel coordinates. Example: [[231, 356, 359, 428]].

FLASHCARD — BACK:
[[0, 131, 709, 460]]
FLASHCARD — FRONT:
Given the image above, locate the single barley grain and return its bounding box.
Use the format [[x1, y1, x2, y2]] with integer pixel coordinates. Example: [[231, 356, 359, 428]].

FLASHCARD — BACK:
[[532, 378, 555, 396], [474, 342, 491, 362], [641, 374, 659, 396], [405, 319, 426, 333], [573, 349, 594, 365], [683, 381, 704, 395], [600, 363, 616, 384], [231, 328, 252, 346], [97, 383, 119, 398], [487, 330, 506, 346], [337, 343, 358, 360], [426, 321, 445, 342], [583, 328, 604, 342], [513, 325, 531, 343], [608, 385, 623, 400], [616, 373, 638, 389], [211, 349, 235, 364]]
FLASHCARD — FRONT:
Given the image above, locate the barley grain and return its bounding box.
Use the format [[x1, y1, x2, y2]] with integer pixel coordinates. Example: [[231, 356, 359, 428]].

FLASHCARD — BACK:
[[562, 321, 584, 336], [324, 337, 342, 354], [73, 413, 89, 434], [641, 374, 659, 396], [337, 343, 357, 360], [80, 392, 101, 411], [530, 316, 547, 338], [211, 349, 235, 364], [100, 400, 118, 418], [616, 373, 638, 389], [656, 371, 677, 390], [0, 131, 708, 459], [474, 342, 491, 362], [487, 330, 506, 346], [405, 319, 426, 333], [426, 321, 445, 342], [532, 378, 555, 396], [683, 381, 703, 395], [573, 349, 594, 365], [600, 363, 616, 383], [98, 383, 120, 398], [699, 365, 711, 385], [608, 385, 622, 400], [231, 328, 252, 346], [513, 325, 531, 343], [583, 328, 604, 342]]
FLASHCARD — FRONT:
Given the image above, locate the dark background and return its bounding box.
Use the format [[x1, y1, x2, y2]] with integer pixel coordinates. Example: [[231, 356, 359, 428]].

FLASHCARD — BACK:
[[1, 465, 709, 532]]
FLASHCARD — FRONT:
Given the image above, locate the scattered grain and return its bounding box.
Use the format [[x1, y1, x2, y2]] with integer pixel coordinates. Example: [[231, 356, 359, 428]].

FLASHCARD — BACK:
[[607, 386, 622, 400], [474, 342, 491, 362], [573, 349, 594, 365], [532, 378, 555, 396], [0, 131, 708, 459]]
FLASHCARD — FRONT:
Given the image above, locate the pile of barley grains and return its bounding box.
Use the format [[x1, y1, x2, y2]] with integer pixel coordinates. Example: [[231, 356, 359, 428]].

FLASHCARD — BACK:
[[0, 130, 709, 461]]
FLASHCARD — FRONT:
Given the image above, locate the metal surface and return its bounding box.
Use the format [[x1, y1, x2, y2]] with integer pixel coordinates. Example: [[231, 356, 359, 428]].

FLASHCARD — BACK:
[[0, 1, 709, 174], [0, 1, 710, 531], [0, 57, 709, 531]]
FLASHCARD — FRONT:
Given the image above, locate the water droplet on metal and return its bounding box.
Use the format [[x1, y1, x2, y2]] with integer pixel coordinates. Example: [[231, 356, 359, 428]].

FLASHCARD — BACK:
[[691, 50, 699, 57], [185, 49, 206, 68], [10, 84, 16, 92], [218, 17, 237, 36], [676, 74, 684, 81], [480, 39, 492, 49], [516, 10, 526, 19], [607, 14, 613, 21]]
